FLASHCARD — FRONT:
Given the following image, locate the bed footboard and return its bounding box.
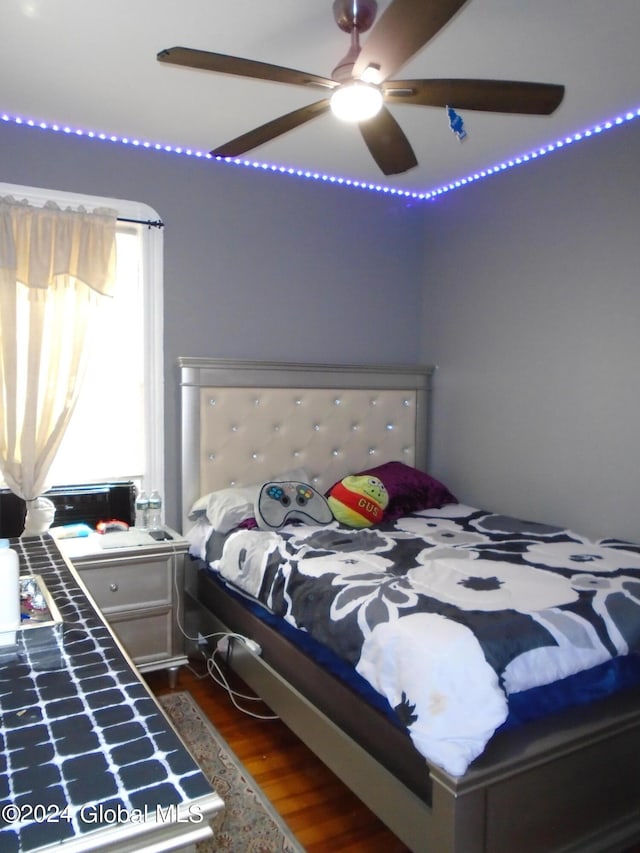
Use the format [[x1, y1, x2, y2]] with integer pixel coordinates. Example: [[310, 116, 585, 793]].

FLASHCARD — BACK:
[[431, 698, 640, 853]]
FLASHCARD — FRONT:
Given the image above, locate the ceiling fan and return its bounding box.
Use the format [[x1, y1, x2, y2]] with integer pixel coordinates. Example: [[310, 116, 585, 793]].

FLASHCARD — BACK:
[[157, 0, 565, 177]]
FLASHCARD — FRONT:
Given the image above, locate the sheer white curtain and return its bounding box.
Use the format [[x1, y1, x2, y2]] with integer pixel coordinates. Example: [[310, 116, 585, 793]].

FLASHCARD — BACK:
[[0, 196, 117, 534]]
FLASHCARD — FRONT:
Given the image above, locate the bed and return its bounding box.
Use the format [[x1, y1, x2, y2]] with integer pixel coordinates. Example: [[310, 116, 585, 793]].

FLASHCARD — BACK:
[[178, 357, 640, 853]]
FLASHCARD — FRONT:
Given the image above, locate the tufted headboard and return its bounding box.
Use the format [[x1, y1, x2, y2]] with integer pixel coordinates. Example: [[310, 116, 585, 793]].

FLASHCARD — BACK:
[[178, 358, 434, 532]]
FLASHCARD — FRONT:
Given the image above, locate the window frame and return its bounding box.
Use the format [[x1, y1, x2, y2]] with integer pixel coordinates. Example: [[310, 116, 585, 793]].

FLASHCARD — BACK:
[[0, 181, 164, 496]]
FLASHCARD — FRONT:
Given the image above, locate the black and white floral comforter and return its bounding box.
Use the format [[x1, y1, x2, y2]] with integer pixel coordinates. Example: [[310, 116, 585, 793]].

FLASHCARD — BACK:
[[188, 503, 640, 776]]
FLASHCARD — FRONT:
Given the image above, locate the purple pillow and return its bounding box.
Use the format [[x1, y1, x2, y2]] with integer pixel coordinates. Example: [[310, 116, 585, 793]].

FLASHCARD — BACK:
[[357, 461, 457, 521]]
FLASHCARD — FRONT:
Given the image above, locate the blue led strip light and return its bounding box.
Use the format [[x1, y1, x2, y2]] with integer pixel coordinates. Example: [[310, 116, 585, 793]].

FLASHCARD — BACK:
[[2, 106, 639, 202], [425, 108, 640, 201]]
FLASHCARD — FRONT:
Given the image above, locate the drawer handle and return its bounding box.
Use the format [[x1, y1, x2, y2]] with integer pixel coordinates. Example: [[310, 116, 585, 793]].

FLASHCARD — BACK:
[[109, 583, 119, 592]]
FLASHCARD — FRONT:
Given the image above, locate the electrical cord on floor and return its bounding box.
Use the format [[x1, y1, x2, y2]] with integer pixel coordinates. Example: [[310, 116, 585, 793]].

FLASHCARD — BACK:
[[205, 647, 279, 721], [184, 649, 212, 680], [173, 557, 278, 719], [182, 631, 279, 720]]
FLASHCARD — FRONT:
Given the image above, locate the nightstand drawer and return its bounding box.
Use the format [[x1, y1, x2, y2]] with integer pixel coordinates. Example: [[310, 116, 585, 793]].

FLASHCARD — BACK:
[[109, 608, 173, 664], [78, 555, 172, 612]]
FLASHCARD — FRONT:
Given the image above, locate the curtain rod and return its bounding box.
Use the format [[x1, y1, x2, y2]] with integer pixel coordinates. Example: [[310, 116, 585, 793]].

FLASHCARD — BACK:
[[117, 216, 164, 229]]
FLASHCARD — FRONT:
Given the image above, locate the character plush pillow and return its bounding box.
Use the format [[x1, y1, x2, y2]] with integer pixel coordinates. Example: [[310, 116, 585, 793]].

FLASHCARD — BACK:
[[256, 481, 333, 531], [327, 475, 389, 528]]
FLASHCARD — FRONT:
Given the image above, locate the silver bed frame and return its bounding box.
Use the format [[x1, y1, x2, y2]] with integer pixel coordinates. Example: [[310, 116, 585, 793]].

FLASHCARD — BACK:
[[179, 358, 640, 853]]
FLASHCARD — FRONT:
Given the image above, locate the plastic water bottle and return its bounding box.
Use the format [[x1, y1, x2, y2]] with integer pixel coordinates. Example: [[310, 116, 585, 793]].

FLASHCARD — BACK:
[[135, 490, 149, 529], [147, 490, 162, 531], [0, 539, 20, 647]]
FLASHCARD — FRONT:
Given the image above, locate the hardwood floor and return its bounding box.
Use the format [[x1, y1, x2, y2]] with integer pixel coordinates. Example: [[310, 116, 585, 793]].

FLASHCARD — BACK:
[[146, 659, 640, 853], [144, 656, 410, 853]]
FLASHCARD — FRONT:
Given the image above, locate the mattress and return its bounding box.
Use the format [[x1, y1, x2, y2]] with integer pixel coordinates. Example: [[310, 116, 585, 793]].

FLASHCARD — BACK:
[[188, 503, 640, 776]]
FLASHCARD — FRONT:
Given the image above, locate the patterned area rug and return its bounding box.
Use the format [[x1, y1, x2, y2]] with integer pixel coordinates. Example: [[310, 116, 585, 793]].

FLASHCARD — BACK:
[[160, 691, 305, 853]]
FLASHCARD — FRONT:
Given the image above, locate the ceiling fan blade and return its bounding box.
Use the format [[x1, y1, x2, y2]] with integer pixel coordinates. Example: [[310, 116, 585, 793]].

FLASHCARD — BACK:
[[158, 46, 336, 91], [353, 0, 470, 84], [358, 106, 418, 175], [384, 79, 565, 114], [211, 99, 332, 158]]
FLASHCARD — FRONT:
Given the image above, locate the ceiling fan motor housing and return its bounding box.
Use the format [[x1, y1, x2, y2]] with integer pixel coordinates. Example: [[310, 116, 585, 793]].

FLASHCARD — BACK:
[[332, 0, 378, 34], [332, 0, 379, 82]]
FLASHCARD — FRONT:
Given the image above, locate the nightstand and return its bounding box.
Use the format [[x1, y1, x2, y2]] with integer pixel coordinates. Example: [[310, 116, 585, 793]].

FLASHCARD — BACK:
[[56, 528, 189, 686]]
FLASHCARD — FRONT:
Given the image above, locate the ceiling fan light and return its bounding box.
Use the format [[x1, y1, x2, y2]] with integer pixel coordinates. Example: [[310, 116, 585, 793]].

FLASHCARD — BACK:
[[330, 81, 383, 122]]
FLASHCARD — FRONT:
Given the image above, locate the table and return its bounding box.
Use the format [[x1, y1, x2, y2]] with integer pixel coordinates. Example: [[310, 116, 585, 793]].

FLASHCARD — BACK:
[[0, 535, 223, 853]]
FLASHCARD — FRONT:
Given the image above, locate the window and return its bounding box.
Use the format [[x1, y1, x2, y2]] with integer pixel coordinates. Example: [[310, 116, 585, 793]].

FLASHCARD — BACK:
[[0, 182, 164, 496]]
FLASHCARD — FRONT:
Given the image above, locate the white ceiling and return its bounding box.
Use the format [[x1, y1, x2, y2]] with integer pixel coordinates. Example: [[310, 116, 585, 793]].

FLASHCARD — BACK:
[[3, 0, 640, 196]]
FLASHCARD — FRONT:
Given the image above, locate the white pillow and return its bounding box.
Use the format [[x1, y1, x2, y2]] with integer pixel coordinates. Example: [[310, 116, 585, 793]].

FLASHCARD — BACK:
[[188, 468, 309, 533]]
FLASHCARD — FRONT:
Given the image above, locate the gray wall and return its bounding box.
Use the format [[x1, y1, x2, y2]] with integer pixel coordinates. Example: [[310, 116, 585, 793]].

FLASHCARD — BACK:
[[422, 119, 640, 543], [3, 116, 639, 542], [0, 121, 427, 528]]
